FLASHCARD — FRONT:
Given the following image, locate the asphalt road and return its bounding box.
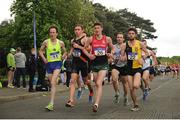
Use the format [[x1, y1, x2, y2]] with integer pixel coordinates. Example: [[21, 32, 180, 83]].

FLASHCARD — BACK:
[[0, 75, 180, 119]]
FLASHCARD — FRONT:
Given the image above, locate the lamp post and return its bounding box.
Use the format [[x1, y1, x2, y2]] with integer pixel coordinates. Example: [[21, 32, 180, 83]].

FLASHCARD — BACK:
[[33, 11, 37, 59], [33, 0, 39, 60]]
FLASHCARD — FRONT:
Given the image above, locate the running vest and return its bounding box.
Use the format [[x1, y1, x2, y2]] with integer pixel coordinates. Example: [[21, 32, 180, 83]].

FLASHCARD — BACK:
[[91, 35, 108, 65], [113, 44, 127, 67], [46, 39, 62, 62], [72, 36, 89, 63], [142, 49, 151, 69], [125, 40, 142, 69]]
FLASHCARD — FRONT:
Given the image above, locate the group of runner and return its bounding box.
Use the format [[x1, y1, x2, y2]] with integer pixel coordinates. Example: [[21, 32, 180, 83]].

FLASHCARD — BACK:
[[39, 22, 163, 112], [158, 64, 180, 79], [170, 64, 180, 79]]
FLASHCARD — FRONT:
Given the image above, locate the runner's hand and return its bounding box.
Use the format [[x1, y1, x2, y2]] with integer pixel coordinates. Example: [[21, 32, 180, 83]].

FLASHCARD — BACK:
[[62, 54, 67, 60], [43, 59, 48, 64], [89, 54, 96, 60], [106, 53, 113, 58], [67, 53, 72, 58], [73, 43, 82, 49]]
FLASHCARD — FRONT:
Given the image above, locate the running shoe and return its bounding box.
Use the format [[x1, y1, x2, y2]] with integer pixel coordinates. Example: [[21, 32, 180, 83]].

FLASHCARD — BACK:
[[88, 92, 94, 103], [76, 90, 83, 100], [45, 103, 54, 111], [124, 97, 129, 106], [65, 100, 75, 107], [7, 84, 15, 88], [92, 104, 98, 112], [143, 89, 149, 100], [131, 105, 140, 111], [114, 94, 120, 103]]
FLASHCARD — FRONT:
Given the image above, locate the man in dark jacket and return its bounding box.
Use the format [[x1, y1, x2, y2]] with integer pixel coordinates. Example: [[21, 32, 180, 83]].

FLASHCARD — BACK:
[[64, 57, 72, 88], [28, 48, 36, 92], [36, 52, 47, 91]]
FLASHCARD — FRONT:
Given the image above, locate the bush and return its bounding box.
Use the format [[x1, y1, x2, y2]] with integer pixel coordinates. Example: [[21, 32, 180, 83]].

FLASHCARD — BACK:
[[0, 67, 7, 77]]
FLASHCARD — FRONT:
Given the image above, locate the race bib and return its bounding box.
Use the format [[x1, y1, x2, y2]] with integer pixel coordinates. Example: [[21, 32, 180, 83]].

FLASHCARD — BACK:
[[114, 53, 120, 60], [144, 59, 150, 64], [127, 52, 138, 60], [94, 48, 106, 56], [113, 53, 120, 63], [50, 51, 60, 60], [72, 49, 81, 57]]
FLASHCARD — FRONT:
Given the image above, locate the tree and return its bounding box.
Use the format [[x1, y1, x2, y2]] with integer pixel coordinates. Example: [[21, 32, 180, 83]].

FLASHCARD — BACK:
[[93, 3, 157, 42], [7, 0, 95, 51], [55, 0, 96, 40], [0, 1, 157, 52], [10, 0, 61, 50], [118, 8, 157, 40], [157, 56, 180, 64], [0, 20, 15, 48]]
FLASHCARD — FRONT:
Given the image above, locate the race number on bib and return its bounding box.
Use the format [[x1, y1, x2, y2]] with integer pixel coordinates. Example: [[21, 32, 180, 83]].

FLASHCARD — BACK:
[[94, 48, 106, 56], [113, 53, 120, 60], [50, 52, 60, 60], [113, 54, 120, 64], [127, 52, 138, 60], [72, 49, 81, 57]]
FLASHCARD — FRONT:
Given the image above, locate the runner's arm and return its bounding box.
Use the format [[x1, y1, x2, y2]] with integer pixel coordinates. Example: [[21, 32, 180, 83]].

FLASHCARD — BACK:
[[81, 37, 95, 60], [60, 41, 67, 60], [68, 39, 74, 58], [106, 37, 115, 58], [39, 40, 48, 64], [151, 51, 158, 66], [120, 43, 127, 61], [141, 42, 149, 57]]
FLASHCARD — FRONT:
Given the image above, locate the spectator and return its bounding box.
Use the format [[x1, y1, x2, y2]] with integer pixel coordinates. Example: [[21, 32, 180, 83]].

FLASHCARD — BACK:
[[27, 48, 36, 92], [36, 53, 47, 91], [64, 57, 72, 88], [7, 48, 16, 88], [14, 47, 27, 88]]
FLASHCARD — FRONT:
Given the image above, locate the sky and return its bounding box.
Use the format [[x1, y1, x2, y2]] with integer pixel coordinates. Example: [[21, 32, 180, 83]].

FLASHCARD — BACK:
[[0, 0, 180, 57]]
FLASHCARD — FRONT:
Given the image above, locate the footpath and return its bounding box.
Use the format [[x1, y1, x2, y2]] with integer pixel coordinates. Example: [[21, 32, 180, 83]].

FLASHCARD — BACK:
[[0, 84, 69, 103]]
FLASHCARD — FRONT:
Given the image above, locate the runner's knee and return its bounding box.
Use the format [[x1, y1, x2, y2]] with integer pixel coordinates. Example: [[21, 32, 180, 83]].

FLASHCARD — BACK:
[[50, 81, 56, 86], [133, 85, 139, 89], [112, 78, 118, 83], [70, 79, 76, 84], [95, 81, 102, 88]]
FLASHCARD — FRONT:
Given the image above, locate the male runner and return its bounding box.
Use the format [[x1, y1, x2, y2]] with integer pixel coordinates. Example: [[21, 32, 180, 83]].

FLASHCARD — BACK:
[[121, 28, 148, 111], [65, 24, 94, 107], [88, 22, 115, 112], [39, 25, 67, 111], [111, 32, 129, 105], [141, 40, 156, 100]]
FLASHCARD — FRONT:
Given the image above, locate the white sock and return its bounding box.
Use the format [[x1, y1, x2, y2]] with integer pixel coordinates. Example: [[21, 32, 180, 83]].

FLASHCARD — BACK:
[[78, 87, 82, 91], [115, 91, 120, 95], [94, 103, 98, 108], [50, 100, 54, 105]]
